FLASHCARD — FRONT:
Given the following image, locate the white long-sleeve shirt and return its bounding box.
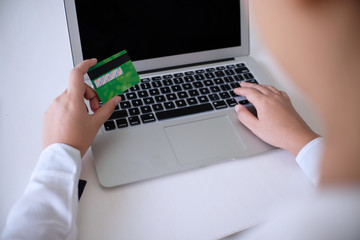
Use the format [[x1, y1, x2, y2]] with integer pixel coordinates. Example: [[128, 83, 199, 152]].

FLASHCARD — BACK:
[[2, 138, 360, 239], [2, 143, 82, 240]]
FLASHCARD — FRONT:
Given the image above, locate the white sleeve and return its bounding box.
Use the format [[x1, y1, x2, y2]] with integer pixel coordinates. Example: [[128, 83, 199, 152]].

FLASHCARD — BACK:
[[1, 143, 81, 240], [295, 137, 324, 186]]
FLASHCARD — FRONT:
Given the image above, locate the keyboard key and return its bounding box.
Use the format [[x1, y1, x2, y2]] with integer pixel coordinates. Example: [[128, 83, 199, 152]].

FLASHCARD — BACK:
[[163, 74, 173, 79], [226, 98, 237, 107], [224, 76, 234, 83], [220, 84, 231, 91], [198, 96, 209, 103], [234, 75, 244, 81], [152, 103, 164, 112], [214, 78, 224, 85], [205, 72, 215, 78], [155, 95, 166, 102], [185, 71, 194, 75], [129, 108, 140, 116], [224, 69, 235, 75], [246, 79, 258, 84], [156, 103, 214, 121], [235, 67, 250, 74], [244, 73, 254, 79], [171, 85, 182, 92], [195, 69, 205, 74], [193, 81, 204, 88], [166, 93, 177, 101], [151, 81, 162, 88], [151, 76, 162, 81], [204, 80, 214, 86], [131, 99, 143, 107], [130, 85, 140, 91], [210, 86, 221, 93], [208, 94, 220, 101], [138, 90, 149, 98], [182, 83, 193, 90], [189, 89, 200, 97], [216, 66, 226, 70], [199, 88, 210, 95], [164, 102, 176, 109], [230, 82, 240, 88], [219, 92, 231, 99], [236, 63, 246, 67], [141, 113, 156, 123], [149, 89, 160, 96], [175, 100, 187, 107], [184, 76, 194, 82], [215, 71, 225, 77], [140, 106, 152, 114], [120, 101, 131, 109], [174, 73, 184, 77], [163, 79, 173, 86], [226, 64, 236, 69], [194, 74, 205, 80], [140, 82, 151, 89], [141, 78, 150, 82], [229, 91, 236, 97], [116, 119, 128, 128], [126, 92, 137, 100], [104, 120, 116, 131], [187, 97, 198, 105], [173, 77, 184, 84], [129, 116, 141, 126], [160, 87, 171, 94], [144, 97, 155, 105], [213, 101, 227, 109], [239, 99, 249, 105], [206, 67, 216, 72], [177, 91, 188, 99]]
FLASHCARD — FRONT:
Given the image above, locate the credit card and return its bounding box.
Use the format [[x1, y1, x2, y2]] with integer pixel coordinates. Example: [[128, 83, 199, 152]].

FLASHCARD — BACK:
[[87, 50, 140, 103]]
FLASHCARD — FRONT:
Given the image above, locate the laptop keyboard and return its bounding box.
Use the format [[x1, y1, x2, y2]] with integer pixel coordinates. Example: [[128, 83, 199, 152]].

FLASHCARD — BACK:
[[103, 62, 258, 131]]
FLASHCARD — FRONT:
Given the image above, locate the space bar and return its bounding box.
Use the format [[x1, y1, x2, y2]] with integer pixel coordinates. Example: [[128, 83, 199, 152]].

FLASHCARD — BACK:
[[156, 103, 214, 120]]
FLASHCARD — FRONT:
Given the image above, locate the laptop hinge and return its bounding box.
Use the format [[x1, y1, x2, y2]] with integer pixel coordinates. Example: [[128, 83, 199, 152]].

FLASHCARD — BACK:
[[138, 57, 235, 75]]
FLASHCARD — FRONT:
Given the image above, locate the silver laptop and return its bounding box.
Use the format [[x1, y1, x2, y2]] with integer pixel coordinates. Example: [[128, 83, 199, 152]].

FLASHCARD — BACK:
[[64, 0, 274, 187]]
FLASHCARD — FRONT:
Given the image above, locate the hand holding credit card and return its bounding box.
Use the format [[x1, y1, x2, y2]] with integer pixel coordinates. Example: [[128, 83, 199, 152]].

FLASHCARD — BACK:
[[87, 50, 141, 103]]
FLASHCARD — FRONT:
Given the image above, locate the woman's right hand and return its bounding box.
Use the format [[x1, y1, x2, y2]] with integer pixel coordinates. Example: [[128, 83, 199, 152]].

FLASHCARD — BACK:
[[234, 81, 319, 156]]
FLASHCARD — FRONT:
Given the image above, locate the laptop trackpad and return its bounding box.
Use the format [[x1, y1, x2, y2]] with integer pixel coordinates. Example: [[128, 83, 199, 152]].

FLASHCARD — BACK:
[[164, 116, 247, 165]]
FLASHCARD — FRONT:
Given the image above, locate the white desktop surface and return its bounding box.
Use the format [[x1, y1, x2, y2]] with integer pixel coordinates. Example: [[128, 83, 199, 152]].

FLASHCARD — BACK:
[[0, 1, 321, 239]]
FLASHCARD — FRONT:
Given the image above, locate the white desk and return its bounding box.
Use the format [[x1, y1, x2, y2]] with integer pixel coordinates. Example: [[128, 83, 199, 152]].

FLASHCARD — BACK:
[[0, 1, 321, 239]]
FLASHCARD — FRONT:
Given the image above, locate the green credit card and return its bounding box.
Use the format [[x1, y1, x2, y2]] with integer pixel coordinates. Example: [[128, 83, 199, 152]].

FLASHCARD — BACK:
[[87, 50, 141, 103]]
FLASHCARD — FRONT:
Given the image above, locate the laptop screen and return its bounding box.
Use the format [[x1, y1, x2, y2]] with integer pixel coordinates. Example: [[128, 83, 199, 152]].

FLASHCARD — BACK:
[[75, 0, 241, 62]]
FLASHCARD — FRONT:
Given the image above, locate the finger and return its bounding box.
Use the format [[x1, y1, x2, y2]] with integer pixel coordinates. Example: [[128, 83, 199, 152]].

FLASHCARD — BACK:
[[84, 83, 101, 112], [91, 96, 121, 127], [234, 87, 263, 106], [234, 104, 258, 131], [240, 81, 273, 95], [67, 58, 97, 98]]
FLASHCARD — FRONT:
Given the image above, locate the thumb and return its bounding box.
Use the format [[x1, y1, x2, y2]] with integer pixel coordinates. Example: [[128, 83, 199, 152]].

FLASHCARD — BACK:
[[235, 104, 258, 131], [92, 96, 122, 126]]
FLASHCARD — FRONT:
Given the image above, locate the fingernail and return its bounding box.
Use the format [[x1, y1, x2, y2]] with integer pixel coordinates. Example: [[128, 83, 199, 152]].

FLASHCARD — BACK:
[[115, 96, 121, 105], [235, 104, 241, 113]]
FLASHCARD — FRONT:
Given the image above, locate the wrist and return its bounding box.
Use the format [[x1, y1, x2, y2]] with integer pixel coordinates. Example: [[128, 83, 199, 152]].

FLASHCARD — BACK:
[[287, 131, 320, 156]]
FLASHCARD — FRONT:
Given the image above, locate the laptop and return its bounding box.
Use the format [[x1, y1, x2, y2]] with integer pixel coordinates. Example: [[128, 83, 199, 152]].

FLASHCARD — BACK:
[[64, 0, 274, 187]]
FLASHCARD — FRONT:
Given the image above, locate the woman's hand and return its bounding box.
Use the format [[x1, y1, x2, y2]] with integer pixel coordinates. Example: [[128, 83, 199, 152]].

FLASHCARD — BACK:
[[234, 81, 319, 156], [42, 59, 121, 157]]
